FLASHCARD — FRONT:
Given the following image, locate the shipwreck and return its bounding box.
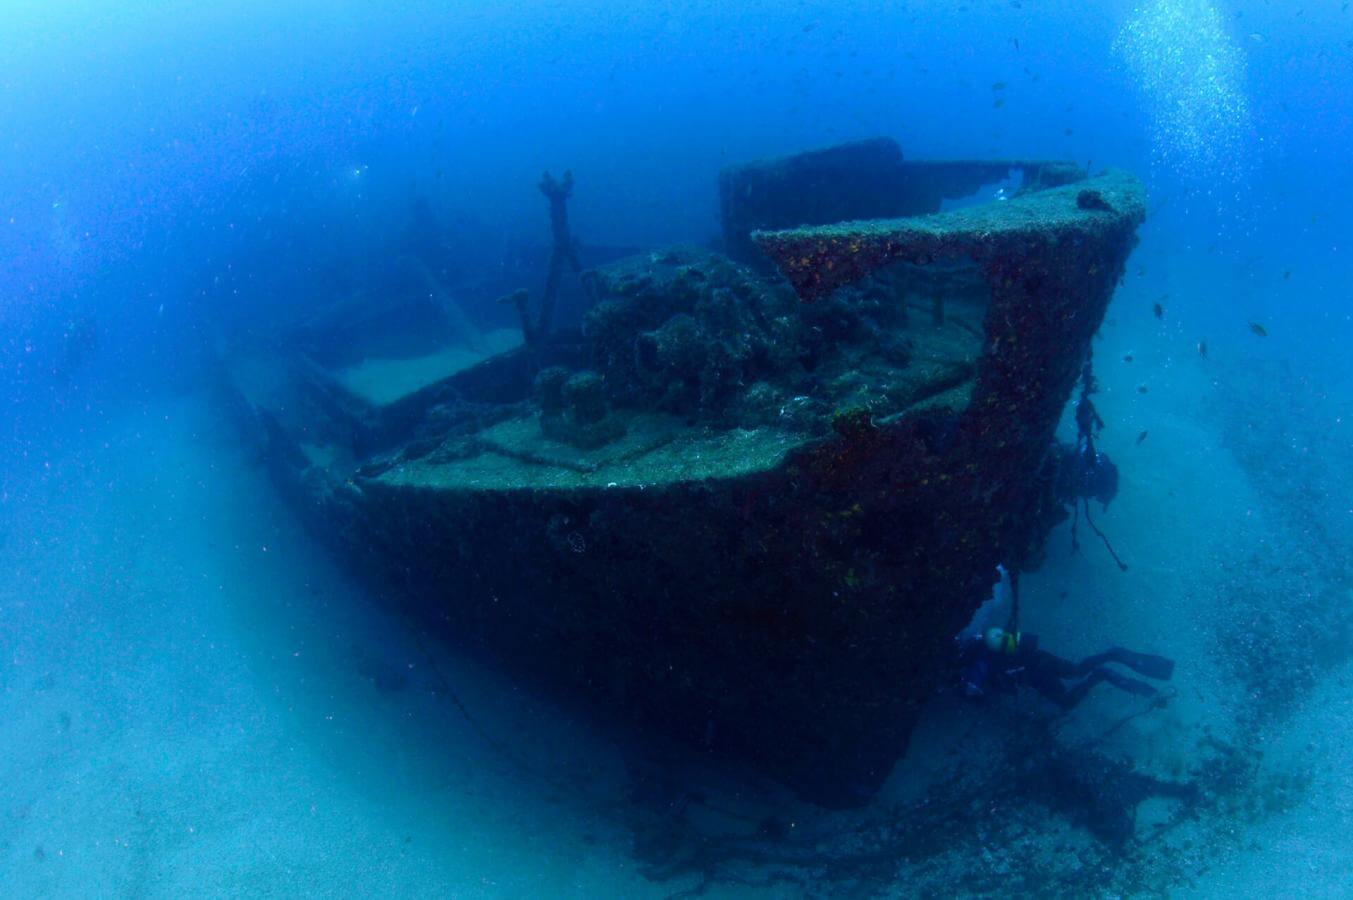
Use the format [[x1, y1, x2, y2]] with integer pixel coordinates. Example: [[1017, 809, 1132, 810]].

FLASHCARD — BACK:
[[224, 138, 1145, 807]]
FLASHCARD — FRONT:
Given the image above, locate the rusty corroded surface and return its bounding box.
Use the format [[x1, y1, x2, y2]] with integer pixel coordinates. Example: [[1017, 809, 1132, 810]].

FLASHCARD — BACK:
[[230, 167, 1147, 809], [718, 135, 1080, 265], [754, 169, 1145, 301]]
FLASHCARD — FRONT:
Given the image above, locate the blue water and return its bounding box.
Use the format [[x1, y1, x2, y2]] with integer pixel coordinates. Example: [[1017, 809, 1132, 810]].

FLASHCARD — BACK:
[[3, 1, 1351, 895]]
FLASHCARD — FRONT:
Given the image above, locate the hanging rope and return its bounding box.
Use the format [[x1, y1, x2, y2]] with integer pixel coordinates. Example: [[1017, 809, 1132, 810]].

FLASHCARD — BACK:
[[1082, 499, 1129, 572], [1068, 350, 1129, 571], [1004, 566, 1022, 637]]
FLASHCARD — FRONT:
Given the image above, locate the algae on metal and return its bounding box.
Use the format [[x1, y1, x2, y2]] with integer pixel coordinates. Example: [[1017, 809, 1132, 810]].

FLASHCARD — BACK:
[[228, 158, 1147, 809], [379, 415, 802, 491], [718, 136, 1083, 265], [754, 169, 1145, 301]]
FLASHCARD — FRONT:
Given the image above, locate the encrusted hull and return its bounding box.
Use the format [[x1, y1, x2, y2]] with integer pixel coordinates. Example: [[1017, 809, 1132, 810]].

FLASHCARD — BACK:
[[231, 165, 1145, 806]]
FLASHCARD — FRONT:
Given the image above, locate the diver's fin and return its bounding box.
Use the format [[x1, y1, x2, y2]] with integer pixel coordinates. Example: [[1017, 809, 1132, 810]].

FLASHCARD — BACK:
[[1101, 668, 1159, 698], [1110, 649, 1174, 681]]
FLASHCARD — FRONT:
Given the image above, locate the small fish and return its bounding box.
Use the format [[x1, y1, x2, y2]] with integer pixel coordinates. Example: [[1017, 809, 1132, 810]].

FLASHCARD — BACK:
[[1136, 430, 1148, 445], [1137, 385, 1149, 394], [1282, 269, 1292, 280], [991, 81, 1008, 91], [1152, 302, 1164, 320], [1123, 354, 1134, 363], [1011, 37, 1020, 52], [1248, 322, 1268, 337], [1248, 32, 1264, 43], [993, 97, 1006, 108], [1197, 341, 1208, 358]]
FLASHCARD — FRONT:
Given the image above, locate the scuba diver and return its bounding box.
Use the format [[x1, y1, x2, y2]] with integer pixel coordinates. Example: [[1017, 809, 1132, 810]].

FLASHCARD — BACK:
[[956, 567, 1174, 710], [958, 626, 1174, 710], [1053, 353, 1127, 570], [1053, 437, 1118, 512], [951, 351, 1171, 710]]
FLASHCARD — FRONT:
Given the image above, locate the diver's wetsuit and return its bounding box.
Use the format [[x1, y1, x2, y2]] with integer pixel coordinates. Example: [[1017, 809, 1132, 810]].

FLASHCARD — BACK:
[[959, 635, 1173, 710]]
